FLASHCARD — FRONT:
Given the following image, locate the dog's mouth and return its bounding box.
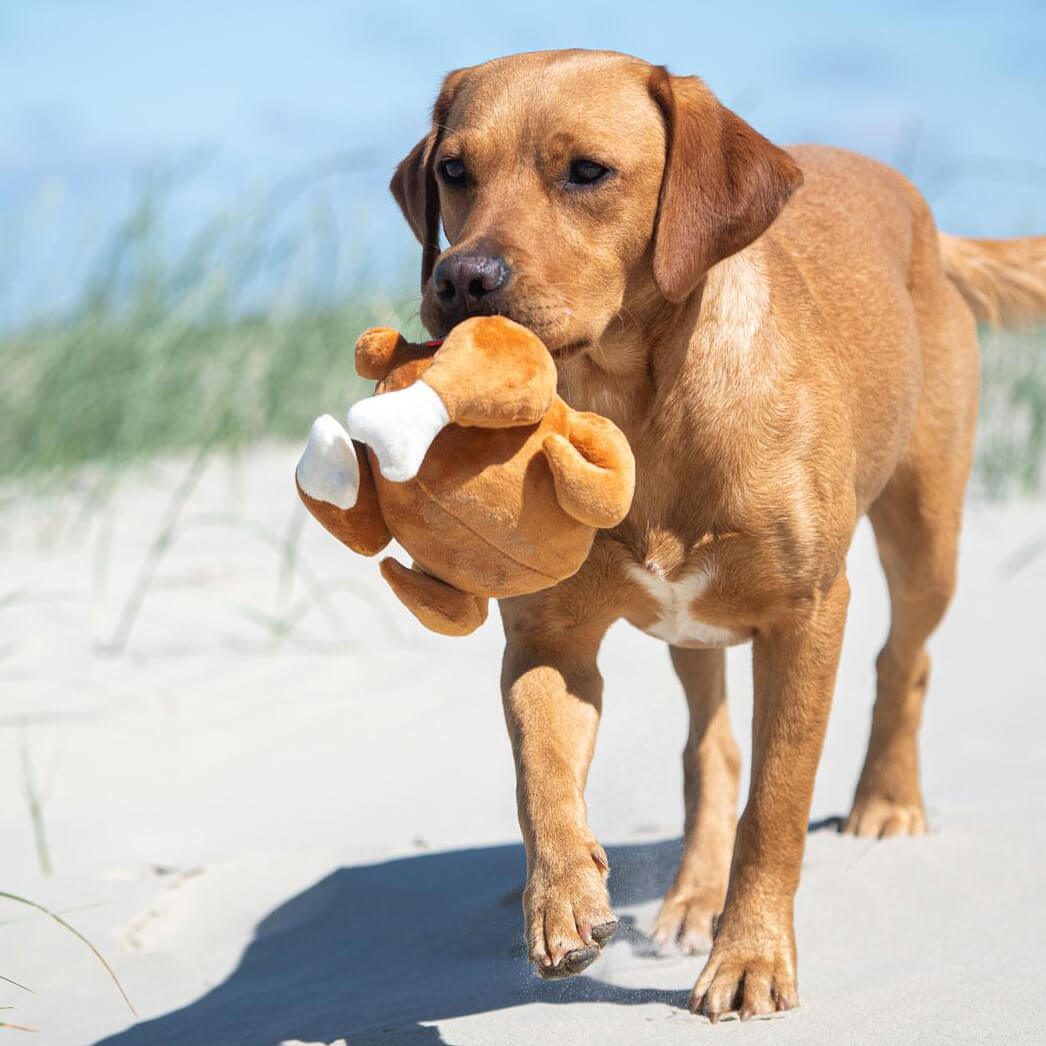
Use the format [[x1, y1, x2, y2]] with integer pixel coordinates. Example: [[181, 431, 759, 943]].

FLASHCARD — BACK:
[[426, 303, 589, 362], [548, 338, 590, 362]]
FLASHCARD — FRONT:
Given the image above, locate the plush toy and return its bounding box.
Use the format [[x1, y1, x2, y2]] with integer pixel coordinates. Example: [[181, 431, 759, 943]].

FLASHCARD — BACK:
[[294, 315, 635, 636]]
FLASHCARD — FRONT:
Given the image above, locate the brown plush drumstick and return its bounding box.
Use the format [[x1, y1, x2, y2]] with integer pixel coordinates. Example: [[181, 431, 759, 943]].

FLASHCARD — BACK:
[[294, 416, 391, 556], [345, 317, 558, 481]]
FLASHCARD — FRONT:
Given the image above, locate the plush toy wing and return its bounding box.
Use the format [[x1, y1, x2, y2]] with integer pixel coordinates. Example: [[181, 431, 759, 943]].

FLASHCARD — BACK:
[[542, 411, 636, 529]]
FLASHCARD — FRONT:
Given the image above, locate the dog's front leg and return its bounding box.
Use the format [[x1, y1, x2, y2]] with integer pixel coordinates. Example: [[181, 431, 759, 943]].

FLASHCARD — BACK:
[[691, 572, 850, 1021], [501, 620, 618, 979]]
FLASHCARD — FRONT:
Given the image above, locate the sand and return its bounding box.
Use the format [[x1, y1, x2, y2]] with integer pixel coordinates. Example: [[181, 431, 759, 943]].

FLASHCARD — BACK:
[[2, 444, 1044, 1045]]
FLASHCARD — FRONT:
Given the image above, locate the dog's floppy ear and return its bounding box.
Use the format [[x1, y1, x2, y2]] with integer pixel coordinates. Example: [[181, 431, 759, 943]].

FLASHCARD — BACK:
[[648, 68, 803, 302], [389, 68, 467, 292]]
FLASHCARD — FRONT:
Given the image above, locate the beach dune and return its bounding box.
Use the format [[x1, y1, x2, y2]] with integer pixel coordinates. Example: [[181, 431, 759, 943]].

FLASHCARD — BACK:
[[2, 445, 1044, 1045]]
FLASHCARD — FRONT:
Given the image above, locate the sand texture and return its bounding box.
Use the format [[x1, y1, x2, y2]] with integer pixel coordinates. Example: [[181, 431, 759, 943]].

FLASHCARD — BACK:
[[2, 446, 1044, 1045]]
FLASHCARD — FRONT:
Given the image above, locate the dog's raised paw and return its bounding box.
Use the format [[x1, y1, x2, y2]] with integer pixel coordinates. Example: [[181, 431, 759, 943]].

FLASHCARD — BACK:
[[538, 943, 602, 979], [589, 918, 618, 947], [524, 847, 617, 979]]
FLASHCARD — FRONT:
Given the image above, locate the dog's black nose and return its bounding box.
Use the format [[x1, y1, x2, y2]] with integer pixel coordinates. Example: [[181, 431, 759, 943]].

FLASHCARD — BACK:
[[433, 251, 510, 310]]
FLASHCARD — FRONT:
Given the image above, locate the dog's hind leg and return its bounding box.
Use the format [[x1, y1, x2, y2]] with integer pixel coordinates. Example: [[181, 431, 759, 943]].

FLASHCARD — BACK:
[[846, 279, 979, 838], [652, 646, 739, 955], [846, 470, 962, 837]]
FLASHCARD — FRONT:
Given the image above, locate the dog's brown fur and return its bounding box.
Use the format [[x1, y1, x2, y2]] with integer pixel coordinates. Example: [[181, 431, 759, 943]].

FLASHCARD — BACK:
[[390, 49, 1046, 1020]]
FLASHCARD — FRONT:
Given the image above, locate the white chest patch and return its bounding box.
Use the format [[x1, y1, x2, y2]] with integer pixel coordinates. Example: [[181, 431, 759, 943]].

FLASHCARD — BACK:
[[625, 562, 750, 649]]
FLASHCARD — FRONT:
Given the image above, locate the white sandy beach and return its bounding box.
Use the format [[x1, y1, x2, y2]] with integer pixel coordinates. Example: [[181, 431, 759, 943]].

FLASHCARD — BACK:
[[2, 443, 1045, 1045]]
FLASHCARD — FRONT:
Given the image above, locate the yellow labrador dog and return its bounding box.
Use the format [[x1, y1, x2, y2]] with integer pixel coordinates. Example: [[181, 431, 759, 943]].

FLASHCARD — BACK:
[[387, 48, 1046, 1020]]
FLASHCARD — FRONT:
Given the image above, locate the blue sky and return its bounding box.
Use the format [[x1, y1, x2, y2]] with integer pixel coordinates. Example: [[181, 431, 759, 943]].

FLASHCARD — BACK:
[[2, 0, 1044, 324]]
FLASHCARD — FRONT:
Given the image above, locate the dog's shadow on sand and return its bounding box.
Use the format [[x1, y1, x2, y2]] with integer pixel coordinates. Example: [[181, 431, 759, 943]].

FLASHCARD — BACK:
[[93, 839, 694, 1046]]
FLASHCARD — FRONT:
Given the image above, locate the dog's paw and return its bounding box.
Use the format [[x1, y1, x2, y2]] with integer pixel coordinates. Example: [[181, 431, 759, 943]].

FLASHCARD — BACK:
[[689, 917, 798, 1022], [843, 794, 926, 838], [345, 381, 449, 483], [651, 886, 722, 956], [524, 844, 618, 979]]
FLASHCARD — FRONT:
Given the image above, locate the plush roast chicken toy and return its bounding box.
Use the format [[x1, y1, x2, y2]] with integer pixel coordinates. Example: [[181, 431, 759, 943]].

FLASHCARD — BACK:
[[294, 315, 635, 636]]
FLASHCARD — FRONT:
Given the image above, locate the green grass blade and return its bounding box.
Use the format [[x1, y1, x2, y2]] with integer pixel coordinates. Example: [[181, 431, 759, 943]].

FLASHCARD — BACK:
[[0, 891, 136, 1018], [0, 974, 35, 995]]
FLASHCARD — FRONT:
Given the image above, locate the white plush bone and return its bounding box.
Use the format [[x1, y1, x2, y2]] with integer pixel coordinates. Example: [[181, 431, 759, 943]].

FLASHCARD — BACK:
[[345, 380, 450, 483], [295, 414, 360, 510]]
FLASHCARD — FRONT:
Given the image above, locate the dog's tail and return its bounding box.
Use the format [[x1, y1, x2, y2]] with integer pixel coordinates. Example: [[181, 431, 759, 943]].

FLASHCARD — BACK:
[[939, 233, 1046, 327]]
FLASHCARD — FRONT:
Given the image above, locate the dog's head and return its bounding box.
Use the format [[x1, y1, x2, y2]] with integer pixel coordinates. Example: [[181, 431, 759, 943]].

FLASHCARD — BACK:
[[391, 50, 801, 360]]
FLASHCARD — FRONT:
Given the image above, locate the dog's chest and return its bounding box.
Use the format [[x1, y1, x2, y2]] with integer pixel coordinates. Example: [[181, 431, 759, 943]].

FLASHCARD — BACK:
[[623, 558, 751, 649]]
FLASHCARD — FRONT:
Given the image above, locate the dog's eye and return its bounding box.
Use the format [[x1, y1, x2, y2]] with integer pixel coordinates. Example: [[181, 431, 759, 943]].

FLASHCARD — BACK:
[[567, 159, 610, 187], [439, 158, 467, 186]]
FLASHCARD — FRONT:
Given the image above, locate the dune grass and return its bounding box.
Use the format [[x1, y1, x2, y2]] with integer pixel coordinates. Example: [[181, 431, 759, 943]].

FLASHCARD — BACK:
[[0, 177, 424, 484], [0, 295, 411, 477], [3, 306, 1041, 497], [976, 324, 1046, 497], [0, 183, 1043, 495]]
